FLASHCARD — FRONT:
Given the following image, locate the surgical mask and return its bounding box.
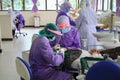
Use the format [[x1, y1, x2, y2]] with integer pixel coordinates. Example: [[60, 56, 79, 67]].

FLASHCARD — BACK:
[[47, 36, 55, 41], [66, 8, 71, 13], [60, 27, 71, 33]]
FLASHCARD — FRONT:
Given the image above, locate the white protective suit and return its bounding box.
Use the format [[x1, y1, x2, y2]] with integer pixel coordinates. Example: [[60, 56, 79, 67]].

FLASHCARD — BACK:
[[75, 0, 98, 51], [8, 8, 16, 30]]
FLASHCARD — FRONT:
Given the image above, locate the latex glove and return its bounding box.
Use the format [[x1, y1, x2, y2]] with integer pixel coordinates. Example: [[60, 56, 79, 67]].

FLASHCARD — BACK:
[[59, 48, 67, 54], [53, 44, 61, 50]]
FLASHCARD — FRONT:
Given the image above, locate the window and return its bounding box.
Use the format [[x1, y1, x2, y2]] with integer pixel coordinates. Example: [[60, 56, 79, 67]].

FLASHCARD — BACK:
[[112, 0, 116, 12], [13, 0, 23, 10], [25, 0, 33, 10], [69, 0, 77, 9], [97, 0, 116, 12], [37, 0, 45, 10], [0, 0, 80, 11], [104, 0, 108, 11], [97, 0, 102, 10], [0, 3, 1, 10], [2, 0, 12, 10], [47, 0, 56, 10], [108, 0, 111, 10]]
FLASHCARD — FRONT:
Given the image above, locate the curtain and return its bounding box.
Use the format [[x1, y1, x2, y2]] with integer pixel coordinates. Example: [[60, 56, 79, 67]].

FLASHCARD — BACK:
[[32, 0, 38, 12], [116, 0, 120, 16]]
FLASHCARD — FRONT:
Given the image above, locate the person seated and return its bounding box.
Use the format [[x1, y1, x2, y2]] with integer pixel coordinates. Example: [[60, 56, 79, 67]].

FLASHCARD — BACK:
[[50, 15, 81, 79], [56, 1, 76, 26], [29, 23, 72, 80], [50, 15, 81, 50], [15, 10, 25, 32]]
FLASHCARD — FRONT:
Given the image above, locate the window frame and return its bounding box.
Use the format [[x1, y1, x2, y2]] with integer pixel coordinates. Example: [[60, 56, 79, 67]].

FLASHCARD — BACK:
[[96, 0, 116, 12], [0, 0, 81, 11]]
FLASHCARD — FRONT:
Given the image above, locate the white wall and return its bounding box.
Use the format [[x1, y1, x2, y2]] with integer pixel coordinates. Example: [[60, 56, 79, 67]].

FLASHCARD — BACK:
[[1, 10, 120, 27], [0, 11, 57, 26]]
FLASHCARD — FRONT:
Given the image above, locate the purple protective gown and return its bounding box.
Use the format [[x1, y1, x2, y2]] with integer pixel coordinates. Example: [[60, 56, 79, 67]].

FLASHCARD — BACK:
[[16, 14, 25, 31], [56, 11, 76, 26], [50, 26, 81, 49], [29, 36, 71, 80]]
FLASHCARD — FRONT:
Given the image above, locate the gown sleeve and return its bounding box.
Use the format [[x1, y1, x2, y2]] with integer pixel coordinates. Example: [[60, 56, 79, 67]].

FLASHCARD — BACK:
[[40, 38, 64, 66]]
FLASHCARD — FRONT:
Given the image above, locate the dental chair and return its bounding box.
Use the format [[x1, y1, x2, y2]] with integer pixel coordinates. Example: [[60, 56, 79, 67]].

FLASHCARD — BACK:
[[76, 56, 107, 80], [65, 49, 82, 80], [86, 60, 120, 80], [80, 57, 107, 74], [15, 57, 33, 80]]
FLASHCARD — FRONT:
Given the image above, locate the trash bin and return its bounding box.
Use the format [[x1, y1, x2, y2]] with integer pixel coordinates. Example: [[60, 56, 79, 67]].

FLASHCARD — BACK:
[[34, 16, 40, 27]]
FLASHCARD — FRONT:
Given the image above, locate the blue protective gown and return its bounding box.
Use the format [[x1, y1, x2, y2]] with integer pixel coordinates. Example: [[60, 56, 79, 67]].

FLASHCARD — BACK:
[[50, 26, 81, 49], [29, 36, 71, 80], [75, 2, 98, 51]]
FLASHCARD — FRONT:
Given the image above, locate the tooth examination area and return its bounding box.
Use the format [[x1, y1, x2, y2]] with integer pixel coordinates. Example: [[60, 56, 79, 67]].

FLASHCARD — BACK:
[[0, 0, 120, 80]]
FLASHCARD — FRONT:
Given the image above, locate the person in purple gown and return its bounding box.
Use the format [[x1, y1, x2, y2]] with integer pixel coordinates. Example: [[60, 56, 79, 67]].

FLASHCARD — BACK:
[[29, 23, 72, 80], [15, 10, 25, 31], [51, 15, 81, 80], [51, 15, 81, 50], [56, 1, 76, 26]]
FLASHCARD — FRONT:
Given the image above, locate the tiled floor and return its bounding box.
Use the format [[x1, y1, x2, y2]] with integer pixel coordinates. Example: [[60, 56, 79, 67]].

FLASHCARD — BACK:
[[0, 27, 41, 80]]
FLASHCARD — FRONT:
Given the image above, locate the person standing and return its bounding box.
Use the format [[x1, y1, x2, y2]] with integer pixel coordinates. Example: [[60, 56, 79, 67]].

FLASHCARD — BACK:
[[8, 8, 16, 37], [15, 10, 25, 32], [56, 1, 76, 26], [75, 0, 98, 51]]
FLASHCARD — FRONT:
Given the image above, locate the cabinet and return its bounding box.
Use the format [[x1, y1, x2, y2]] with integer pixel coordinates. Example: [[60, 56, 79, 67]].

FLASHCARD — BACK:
[[0, 15, 13, 40]]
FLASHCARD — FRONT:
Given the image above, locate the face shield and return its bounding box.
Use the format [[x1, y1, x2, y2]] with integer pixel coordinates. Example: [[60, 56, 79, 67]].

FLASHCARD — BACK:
[[39, 23, 62, 41], [57, 22, 71, 33]]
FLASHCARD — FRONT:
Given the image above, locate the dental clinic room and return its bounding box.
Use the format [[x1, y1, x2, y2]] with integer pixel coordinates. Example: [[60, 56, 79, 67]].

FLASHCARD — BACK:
[[0, 0, 120, 80]]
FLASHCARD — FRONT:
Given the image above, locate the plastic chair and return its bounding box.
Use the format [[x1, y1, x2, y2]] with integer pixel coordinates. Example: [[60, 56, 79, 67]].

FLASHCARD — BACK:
[[22, 34, 39, 65], [15, 57, 32, 80], [86, 60, 120, 80], [22, 50, 30, 65]]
